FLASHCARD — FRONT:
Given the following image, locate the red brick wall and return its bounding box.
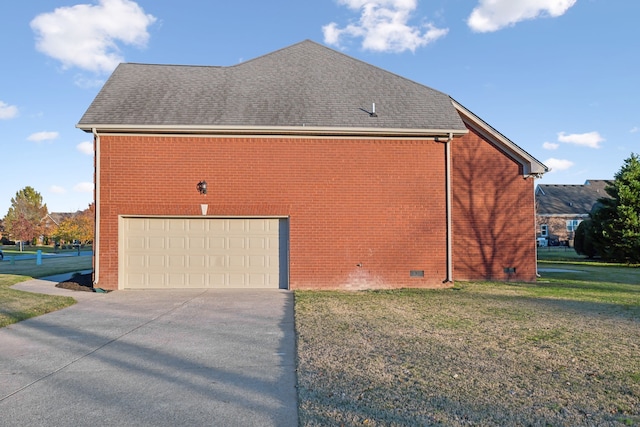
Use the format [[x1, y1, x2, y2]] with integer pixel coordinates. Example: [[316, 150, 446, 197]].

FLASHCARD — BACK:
[[451, 127, 537, 282], [95, 130, 536, 290], [96, 135, 451, 290]]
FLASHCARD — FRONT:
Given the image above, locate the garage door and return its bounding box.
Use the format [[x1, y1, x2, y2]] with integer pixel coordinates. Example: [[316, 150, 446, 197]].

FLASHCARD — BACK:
[[121, 217, 287, 289]]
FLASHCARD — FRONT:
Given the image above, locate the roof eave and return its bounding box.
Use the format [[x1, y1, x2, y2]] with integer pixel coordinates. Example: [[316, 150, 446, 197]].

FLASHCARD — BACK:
[[451, 99, 548, 178], [77, 123, 469, 138]]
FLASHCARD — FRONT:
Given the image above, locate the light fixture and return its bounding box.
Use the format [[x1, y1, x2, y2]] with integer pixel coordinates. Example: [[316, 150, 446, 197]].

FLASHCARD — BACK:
[[196, 180, 207, 195]]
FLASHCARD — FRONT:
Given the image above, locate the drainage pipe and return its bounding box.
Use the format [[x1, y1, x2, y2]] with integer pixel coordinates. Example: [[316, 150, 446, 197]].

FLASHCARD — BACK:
[[436, 133, 454, 283], [92, 128, 100, 287], [444, 133, 454, 283]]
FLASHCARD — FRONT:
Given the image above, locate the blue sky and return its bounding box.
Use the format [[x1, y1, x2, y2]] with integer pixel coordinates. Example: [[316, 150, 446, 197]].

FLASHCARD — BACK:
[[1, 0, 638, 216]]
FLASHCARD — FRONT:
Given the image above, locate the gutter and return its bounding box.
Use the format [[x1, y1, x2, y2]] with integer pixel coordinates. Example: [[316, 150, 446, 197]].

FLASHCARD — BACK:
[[76, 123, 468, 139], [92, 128, 100, 287]]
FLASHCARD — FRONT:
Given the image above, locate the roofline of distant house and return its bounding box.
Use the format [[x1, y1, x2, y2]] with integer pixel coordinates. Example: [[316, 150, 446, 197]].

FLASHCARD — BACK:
[[77, 124, 469, 139]]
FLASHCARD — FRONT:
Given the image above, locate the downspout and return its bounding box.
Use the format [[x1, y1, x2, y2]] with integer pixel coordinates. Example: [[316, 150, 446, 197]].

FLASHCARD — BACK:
[[444, 132, 454, 283], [92, 128, 100, 287]]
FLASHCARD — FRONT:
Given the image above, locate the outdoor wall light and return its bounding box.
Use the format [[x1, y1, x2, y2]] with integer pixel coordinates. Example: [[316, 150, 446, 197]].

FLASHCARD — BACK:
[[196, 180, 207, 195]]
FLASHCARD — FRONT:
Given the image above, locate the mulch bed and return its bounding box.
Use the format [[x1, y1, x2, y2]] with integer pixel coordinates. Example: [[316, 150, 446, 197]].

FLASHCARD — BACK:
[[55, 273, 96, 292]]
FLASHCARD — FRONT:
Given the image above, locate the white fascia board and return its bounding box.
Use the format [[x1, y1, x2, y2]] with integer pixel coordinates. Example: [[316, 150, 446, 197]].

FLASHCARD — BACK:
[[76, 123, 469, 138]]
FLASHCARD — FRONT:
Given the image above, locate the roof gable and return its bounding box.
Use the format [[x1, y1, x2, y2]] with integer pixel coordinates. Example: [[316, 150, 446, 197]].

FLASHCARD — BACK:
[[77, 40, 466, 134], [451, 99, 548, 177]]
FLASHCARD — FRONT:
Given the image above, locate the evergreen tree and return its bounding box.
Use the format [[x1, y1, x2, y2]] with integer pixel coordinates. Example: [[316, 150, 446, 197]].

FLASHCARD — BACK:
[[574, 219, 597, 258], [590, 153, 640, 263]]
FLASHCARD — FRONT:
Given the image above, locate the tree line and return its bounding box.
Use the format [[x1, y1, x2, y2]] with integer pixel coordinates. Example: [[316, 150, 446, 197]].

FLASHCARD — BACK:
[[574, 153, 640, 263], [1, 186, 94, 249]]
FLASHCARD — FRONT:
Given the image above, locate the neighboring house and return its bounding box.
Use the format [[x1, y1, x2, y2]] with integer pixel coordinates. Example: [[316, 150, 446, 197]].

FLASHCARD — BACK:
[[535, 180, 612, 245], [77, 40, 547, 291], [41, 212, 79, 243]]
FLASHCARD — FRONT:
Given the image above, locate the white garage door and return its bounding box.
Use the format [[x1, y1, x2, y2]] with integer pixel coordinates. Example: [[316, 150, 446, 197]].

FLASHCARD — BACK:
[[121, 217, 286, 289]]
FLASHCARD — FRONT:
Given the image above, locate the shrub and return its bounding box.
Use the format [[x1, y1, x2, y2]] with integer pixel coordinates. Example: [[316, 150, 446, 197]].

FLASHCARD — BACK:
[[574, 219, 598, 258]]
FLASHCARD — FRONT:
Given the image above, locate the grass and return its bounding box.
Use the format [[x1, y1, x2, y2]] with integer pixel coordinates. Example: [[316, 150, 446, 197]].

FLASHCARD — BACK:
[[1, 244, 92, 256], [536, 245, 585, 262], [295, 268, 640, 426], [0, 256, 92, 328], [2, 248, 639, 424]]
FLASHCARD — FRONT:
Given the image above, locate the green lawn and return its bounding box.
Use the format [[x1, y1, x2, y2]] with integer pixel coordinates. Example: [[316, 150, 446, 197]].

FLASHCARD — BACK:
[[536, 245, 585, 262], [1, 244, 92, 256], [2, 248, 639, 425], [0, 256, 92, 328], [295, 263, 640, 426]]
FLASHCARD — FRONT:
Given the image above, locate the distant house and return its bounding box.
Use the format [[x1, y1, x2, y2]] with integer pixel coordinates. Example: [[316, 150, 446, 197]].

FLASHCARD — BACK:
[[41, 211, 81, 243], [535, 180, 612, 245], [42, 212, 77, 227], [77, 40, 547, 291]]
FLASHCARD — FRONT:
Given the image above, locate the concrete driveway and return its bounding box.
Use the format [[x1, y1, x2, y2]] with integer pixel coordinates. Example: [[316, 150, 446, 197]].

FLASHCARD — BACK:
[[0, 279, 298, 427]]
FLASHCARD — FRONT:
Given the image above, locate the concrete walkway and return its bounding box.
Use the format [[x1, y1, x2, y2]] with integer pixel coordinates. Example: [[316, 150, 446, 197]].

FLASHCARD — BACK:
[[1, 280, 298, 426]]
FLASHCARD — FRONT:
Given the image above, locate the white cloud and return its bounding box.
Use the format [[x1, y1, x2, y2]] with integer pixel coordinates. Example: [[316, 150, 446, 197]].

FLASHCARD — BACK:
[[468, 0, 576, 33], [543, 141, 559, 150], [50, 185, 67, 194], [30, 0, 157, 74], [27, 131, 59, 142], [630, 126, 639, 134], [77, 141, 94, 155], [74, 74, 106, 89], [323, 0, 448, 53], [0, 101, 18, 119], [74, 182, 94, 193], [544, 158, 574, 172], [557, 131, 604, 149]]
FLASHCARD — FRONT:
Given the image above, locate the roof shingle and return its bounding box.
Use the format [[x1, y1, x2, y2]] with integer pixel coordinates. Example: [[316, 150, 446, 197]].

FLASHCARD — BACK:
[[77, 40, 466, 132], [536, 180, 613, 216]]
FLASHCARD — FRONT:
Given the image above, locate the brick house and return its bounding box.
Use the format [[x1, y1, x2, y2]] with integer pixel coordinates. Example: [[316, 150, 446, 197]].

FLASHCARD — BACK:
[[40, 212, 77, 245], [77, 40, 547, 291], [535, 180, 612, 246]]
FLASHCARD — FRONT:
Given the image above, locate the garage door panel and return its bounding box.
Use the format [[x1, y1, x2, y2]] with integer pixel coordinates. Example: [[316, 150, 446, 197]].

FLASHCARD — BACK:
[[168, 273, 185, 286], [188, 255, 205, 268], [149, 273, 165, 286], [188, 219, 206, 232], [168, 237, 185, 249], [208, 273, 226, 286], [127, 254, 145, 268], [148, 255, 165, 267], [209, 255, 225, 267], [208, 237, 225, 249], [228, 274, 246, 286], [247, 237, 266, 249], [168, 255, 185, 267], [169, 220, 186, 231], [128, 218, 146, 231], [188, 274, 205, 287], [148, 237, 165, 249], [189, 237, 205, 249], [121, 218, 286, 289], [228, 237, 245, 249], [127, 237, 146, 250], [228, 255, 245, 268], [248, 274, 265, 286], [127, 273, 146, 287], [228, 221, 246, 232]]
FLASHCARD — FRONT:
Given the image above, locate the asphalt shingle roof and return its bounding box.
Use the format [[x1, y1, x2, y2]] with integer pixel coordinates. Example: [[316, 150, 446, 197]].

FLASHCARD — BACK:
[[536, 180, 613, 215], [78, 40, 466, 132]]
